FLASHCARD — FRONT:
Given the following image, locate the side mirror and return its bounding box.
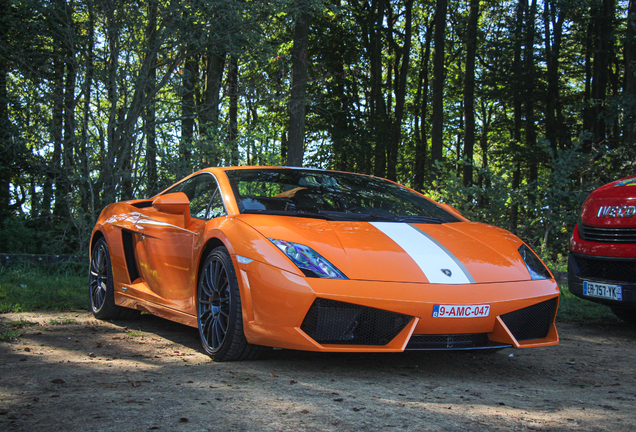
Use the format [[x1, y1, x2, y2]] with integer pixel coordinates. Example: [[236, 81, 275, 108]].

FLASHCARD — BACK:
[[152, 192, 191, 226]]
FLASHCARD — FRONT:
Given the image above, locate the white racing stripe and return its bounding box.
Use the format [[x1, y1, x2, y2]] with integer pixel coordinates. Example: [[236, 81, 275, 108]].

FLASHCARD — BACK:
[[370, 222, 474, 284]]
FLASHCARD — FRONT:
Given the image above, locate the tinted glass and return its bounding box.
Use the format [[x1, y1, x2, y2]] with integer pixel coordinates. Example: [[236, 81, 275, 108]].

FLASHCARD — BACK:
[[225, 169, 460, 223], [208, 190, 227, 219], [164, 174, 222, 219]]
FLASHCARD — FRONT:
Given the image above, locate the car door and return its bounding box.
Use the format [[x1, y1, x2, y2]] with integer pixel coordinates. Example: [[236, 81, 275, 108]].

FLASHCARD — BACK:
[[136, 173, 224, 315]]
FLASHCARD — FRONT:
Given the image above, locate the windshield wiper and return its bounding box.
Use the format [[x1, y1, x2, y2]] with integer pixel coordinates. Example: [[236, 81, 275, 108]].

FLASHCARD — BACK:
[[394, 215, 446, 224], [319, 211, 399, 221]]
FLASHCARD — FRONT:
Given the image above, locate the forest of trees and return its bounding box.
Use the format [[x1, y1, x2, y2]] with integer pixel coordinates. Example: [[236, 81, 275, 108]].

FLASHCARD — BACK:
[[1, 0, 635, 262]]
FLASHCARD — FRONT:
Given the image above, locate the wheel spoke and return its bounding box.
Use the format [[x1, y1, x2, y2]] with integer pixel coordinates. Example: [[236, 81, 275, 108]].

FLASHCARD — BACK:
[[212, 261, 223, 293], [206, 318, 215, 345], [93, 284, 104, 307], [201, 311, 212, 334], [204, 265, 213, 294], [218, 278, 228, 293], [201, 278, 214, 299], [213, 320, 224, 348], [217, 315, 227, 333], [96, 247, 104, 272]]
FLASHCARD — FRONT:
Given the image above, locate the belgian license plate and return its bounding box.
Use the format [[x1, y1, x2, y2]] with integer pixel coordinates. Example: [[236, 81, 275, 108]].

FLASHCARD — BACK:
[[583, 281, 623, 301], [432, 304, 490, 318]]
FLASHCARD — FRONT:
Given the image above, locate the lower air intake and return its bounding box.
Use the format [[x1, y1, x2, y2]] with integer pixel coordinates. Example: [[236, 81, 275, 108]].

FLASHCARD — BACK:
[[301, 298, 411, 345], [406, 333, 490, 349], [500, 298, 557, 341]]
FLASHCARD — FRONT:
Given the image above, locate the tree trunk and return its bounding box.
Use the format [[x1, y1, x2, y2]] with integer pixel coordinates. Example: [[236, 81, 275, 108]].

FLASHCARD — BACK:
[[413, 21, 433, 192], [181, 51, 197, 171], [387, 0, 413, 181], [583, 0, 614, 149], [52, 53, 65, 217], [370, 0, 388, 177], [509, 0, 525, 231], [78, 0, 95, 215], [624, 0, 636, 146], [477, 100, 492, 208], [228, 55, 239, 165], [543, 0, 566, 153], [0, 0, 11, 219], [525, 0, 538, 205], [145, 0, 158, 194], [462, 0, 479, 187], [101, 1, 121, 205], [287, 5, 311, 167], [430, 0, 448, 183], [200, 49, 226, 167], [62, 0, 77, 205]]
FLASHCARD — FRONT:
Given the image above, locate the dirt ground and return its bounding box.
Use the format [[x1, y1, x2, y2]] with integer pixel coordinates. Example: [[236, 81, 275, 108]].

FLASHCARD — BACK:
[[1, 311, 635, 432]]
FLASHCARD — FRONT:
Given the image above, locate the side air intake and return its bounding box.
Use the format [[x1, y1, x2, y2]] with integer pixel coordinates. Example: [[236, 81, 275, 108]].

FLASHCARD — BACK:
[[121, 230, 140, 282], [500, 298, 557, 341]]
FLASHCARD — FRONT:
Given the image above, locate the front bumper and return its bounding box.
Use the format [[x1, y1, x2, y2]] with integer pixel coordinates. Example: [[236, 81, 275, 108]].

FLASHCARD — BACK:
[[236, 258, 559, 352], [568, 252, 636, 307]]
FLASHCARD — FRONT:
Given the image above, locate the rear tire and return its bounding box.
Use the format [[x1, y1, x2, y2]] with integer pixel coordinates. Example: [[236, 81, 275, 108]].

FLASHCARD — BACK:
[[89, 238, 140, 320], [610, 306, 636, 324], [197, 246, 262, 361]]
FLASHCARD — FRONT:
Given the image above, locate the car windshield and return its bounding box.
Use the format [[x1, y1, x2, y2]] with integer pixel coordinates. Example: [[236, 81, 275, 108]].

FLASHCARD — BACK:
[[224, 168, 460, 223]]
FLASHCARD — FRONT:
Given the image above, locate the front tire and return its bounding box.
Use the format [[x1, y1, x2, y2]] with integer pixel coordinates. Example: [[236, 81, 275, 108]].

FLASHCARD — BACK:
[[89, 237, 140, 320], [197, 246, 261, 361]]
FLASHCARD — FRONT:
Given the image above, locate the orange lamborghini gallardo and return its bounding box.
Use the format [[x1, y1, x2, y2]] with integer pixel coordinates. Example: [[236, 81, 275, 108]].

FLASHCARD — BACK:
[[89, 167, 559, 361]]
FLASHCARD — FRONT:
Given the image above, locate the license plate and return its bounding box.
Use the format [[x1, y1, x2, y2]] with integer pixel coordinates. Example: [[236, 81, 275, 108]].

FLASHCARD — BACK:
[[432, 304, 490, 318], [583, 281, 622, 301]]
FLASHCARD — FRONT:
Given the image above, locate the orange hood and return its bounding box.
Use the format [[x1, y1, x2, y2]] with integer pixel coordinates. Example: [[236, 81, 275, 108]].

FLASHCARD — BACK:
[[237, 215, 534, 284]]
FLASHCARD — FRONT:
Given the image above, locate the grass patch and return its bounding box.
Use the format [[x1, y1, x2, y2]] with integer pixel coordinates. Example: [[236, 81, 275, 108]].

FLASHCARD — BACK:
[[0, 327, 21, 341], [0, 262, 88, 312], [5, 318, 38, 328], [0, 318, 38, 341], [557, 284, 618, 323], [125, 330, 144, 337], [49, 317, 78, 325]]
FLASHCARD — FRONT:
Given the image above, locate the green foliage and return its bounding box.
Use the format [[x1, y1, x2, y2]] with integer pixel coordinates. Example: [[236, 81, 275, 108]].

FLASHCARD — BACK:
[[427, 138, 598, 260], [0, 263, 88, 312], [0, 217, 44, 254], [0, 317, 38, 341], [1, 0, 635, 260], [0, 328, 21, 342], [5, 317, 37, 328], [0, 216, 88, 254], [0, 318, 38, 342]]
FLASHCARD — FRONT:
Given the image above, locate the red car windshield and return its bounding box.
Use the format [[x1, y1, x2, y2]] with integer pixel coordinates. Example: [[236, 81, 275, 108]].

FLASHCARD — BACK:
[[224, 168, 460, 223]]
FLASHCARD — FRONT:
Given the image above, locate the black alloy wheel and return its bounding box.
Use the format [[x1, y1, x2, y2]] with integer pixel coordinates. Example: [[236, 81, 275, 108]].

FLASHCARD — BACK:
[[89, 237, 140, 320], [197, 246, 261, 361]]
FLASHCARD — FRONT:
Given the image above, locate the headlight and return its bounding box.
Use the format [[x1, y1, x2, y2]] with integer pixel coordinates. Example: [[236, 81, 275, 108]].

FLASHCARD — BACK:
[[269, 239, 347, 279], [518, 244, 551, 280]]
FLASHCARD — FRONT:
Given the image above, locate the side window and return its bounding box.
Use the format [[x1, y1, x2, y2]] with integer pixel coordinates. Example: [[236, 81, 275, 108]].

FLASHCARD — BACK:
[[208, 190, 227, 219], [162, 174, 219, 220]]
